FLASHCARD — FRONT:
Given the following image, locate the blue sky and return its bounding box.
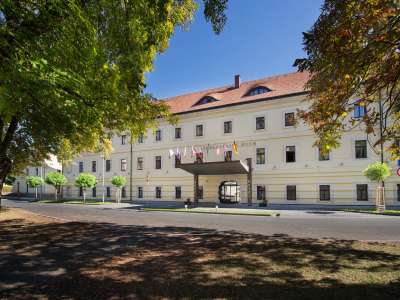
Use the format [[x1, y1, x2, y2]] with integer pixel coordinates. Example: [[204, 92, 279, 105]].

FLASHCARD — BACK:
[[145, 0, 324, 99]]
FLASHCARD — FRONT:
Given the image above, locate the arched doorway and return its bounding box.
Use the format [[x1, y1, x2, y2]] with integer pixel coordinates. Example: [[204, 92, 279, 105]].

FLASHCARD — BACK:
[[218, 181, 240, 204]]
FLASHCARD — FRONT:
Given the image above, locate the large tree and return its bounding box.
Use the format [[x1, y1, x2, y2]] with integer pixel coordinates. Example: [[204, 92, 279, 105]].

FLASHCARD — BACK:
[[294, 0, 400, 158], [0, 0, 228, 195]]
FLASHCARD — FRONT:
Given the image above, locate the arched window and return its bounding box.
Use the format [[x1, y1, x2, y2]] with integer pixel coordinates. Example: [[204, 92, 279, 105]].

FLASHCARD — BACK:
[[193, 96, 218, 106], [246, 86, 271, 97]]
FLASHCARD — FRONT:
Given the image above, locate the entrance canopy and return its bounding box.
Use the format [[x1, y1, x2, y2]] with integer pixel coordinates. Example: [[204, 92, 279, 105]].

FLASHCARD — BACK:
[[177, 160, 249, 175]]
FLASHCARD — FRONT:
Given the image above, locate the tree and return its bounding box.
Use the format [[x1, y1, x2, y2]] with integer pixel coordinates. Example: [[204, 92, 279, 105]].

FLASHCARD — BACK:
[[294, 0, 400, 159], [111, 176, 126, 203], [26, 175, 43, 200], [45, 172, 67, 201], [364, 162, 391, 210], [0, 1, 228, 198], [75, 173, 97, 203]]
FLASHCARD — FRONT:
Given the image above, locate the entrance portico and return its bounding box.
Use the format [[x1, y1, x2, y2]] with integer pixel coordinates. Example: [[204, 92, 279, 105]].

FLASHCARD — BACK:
[[177, 158, 253, 205]]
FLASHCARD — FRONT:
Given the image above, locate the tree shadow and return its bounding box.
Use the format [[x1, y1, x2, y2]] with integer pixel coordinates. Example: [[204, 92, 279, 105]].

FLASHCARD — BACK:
[[0, 219, 399, 299]]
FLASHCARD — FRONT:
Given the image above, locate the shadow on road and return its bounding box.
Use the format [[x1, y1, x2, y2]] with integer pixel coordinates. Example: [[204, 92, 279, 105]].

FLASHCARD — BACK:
[[0, 218, 399, 299]]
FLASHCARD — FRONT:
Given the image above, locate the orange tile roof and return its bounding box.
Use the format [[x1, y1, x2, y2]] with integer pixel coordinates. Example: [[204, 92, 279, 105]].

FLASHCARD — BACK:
[[163, 71, 310, 114]]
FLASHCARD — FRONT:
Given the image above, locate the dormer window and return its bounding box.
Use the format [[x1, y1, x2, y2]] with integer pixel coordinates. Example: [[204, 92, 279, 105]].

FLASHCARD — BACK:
[[193, 96, 218, 106], [246, 86, 271, 97]]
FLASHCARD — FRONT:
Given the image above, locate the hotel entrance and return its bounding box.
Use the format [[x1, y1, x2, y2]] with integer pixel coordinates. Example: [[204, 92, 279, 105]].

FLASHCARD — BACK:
[[218, 181, 240, 203]]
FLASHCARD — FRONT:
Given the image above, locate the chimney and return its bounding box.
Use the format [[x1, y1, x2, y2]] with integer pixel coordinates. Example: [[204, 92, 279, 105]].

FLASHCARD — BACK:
[[234, 74, 241, 89]]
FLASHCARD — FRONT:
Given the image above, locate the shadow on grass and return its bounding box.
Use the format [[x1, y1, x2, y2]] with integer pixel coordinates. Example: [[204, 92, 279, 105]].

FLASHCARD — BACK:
[[0, 219, 399, 300]]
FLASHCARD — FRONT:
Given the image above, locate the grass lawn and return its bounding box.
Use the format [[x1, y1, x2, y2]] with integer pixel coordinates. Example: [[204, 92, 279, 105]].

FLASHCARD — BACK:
[[343, 208, 400, 216], [1, 209, 399, 299], [38, 199, 115, 205], [143, 207, 279, 216]]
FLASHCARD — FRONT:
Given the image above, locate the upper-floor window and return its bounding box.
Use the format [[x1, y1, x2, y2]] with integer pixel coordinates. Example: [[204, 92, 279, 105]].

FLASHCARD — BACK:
[[286, 146, 296, 163], [155, 156, 162, 169], [318, 147, 330, 161], [256, 116, 265, 130], [354, 103, 366, 118], [106, 159, 111, 172], [92, 161, 96, 172], [285, 112, 295, 127], [224, 121, 232, 134], [175, 127, 182, 139], [256, 148, 265, 164], [121, 134, 127, 145], [26, 168, 29, 175], [196, 124, 203, 137], [356, 184, 368, 201], [137, 157, 143, 170], [319, 185, 331, 201], [35, 168, 39, 176], [137, 134, 144, 144], [155, 129, 162, 141], [355, 140, 367, 159], [79, 162, 84, 173], [121, 159, 127, 171], [194, 96, 218, 106], [246, 86, 271, 96], [225, 150, 232, 162]]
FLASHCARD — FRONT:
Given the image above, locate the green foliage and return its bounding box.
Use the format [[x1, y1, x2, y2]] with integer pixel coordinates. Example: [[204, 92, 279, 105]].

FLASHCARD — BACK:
[[75, 173, 97, 189], [111, 176, 126, 188], [5, 175, 15, 185], [363, 162, 391, 183], [45, 172, 67, 188], [26, 176, 43, 188], [294, 0, 400, 157]]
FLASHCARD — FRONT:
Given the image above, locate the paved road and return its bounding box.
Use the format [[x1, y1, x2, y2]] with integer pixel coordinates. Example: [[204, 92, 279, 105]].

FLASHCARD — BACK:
[[3, 199, 400, 241]]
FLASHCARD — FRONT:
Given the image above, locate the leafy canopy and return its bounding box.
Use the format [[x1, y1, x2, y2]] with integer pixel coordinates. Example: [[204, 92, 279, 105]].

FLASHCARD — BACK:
[[45, 172, 67, 188], [363, 162, 392, 183], [295, 0, 400, 158], [75, 173, 97, 189], [26, 175, 43, 188], [111, 176, 126, 188]]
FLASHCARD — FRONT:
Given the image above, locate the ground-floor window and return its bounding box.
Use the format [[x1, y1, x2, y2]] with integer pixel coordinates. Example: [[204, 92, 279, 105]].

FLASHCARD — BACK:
[[356, 184, 368, 201], [79, 187, 83, 197], [92, 187, 96, 197], [106, 187, 111, 197], [156, 186, 162, 199], [197, 186, 203, 199], [121, 187, 126, 198], [286, 185, 296, 200], [175, 186, 182, 199], [257, 185, 266, 201], [138, 186, 143, 198], [319, 185, 330, 201]]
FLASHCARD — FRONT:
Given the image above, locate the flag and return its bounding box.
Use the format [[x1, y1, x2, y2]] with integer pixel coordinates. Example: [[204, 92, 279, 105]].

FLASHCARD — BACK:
[[233, 141, 239, 154], [169, 149, 174, 158], [184, 146, 187, 157], [216, 147, 220, 155], [191, 145, 195, 157]]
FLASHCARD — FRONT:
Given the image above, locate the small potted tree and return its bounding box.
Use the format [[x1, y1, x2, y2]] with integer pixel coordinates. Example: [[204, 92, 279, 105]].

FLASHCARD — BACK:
[[26, 175, 43, 200], [45, 172, 67, 201], [75, 173, 97, 204], [363, 162, 391, 212], [111, 176, 126, 203]]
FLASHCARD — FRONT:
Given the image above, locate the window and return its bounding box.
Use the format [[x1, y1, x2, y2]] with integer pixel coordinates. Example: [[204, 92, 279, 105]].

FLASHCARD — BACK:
[[287, 185, 296, 200], [319, 185, 330, 201], [225, 150, 232, 162], [175, 127, 182, 139], [246, 86, 271, 96], [106, 159, 111, 172], [257, 186, 266, 201], [35, 168, 39, 176], [92, 161, 96, 172], [175, 186, 182, 199], [356, 184, 368, 201], [155, 186, 162, 199], [397, 184, 400, 202], [137, 157, 143, 170], [121, 134, 127, 145], [194, 96, 218, 106], [318, 147, 330, 161], [354, 103, 366, 118], [197, 186, 203, 199], [175, 155, 181, 167], [92, 187, 96, 197], [106, 187, 111, 197], [26, 168, 29, 175], [155, 156, 162, 169], [138, 186, 143, 198], [121, 187, 126, 198], [138, 134, 144, 143], [224, 121, 232, 134], [195, 124, 203, 137], [355, 140, 367, 158], [256, 116, 265, 130], [256, 148, 265, 164], [284, 112, 295, 127], [79, 187, 83, 197], [286, 146, 296, 163], [121, 159, 127, 171], [79, 162, 84, 173], [155, 129, 162, 141]]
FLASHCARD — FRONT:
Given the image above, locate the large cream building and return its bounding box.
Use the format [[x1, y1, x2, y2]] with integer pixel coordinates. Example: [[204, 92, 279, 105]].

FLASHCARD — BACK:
[[20, 72, 400, 206]]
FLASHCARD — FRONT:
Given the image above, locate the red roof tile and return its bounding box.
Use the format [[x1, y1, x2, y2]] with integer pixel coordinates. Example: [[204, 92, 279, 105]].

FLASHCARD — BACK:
[[163, 71, 310, 114]]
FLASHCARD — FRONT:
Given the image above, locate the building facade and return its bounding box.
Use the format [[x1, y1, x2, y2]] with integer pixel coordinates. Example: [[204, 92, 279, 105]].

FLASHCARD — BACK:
[[23, 72, 400, 206]]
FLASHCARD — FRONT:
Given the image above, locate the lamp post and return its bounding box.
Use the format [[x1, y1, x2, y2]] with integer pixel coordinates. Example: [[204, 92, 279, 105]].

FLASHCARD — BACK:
[[102, 155, 105, 203]]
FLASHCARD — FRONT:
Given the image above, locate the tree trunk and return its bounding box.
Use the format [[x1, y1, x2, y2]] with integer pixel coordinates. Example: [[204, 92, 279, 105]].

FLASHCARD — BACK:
[[83, 191, 86, 204], [376, 184, 385, 212], [0, 156, 12, 210], [35, 187, 38, 200], [55, 187, 58, 201]]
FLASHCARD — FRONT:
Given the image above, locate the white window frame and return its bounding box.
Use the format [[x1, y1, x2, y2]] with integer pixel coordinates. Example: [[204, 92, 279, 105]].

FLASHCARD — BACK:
[[222, 119, 233, 135], [194, 123, 205, 138], [254, 114, 267, 132], [282, 110, 296, 128], [154, 129, 162, 142], [285, 185, 297, 201], [317, 184, 333, 202], [173, 127, 183, 140], [353, 139, 368, 160], [354, 183, 371, 202], [284, 144, 297, 164]]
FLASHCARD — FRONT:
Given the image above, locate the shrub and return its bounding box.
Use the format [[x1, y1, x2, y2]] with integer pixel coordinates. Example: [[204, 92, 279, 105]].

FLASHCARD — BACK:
[[45, 172, 67, 200], [111, 176, 126, 203], [27, 176, 43, 199], [75, 173, 97, 203]]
